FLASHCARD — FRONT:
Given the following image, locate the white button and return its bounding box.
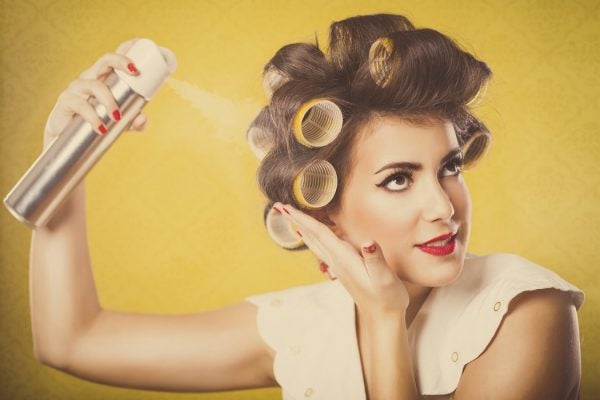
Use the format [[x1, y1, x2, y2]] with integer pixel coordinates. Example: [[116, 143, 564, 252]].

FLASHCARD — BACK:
[[451, 352, 459, 362], [304, 387, 314, 397], [493, 301, 502, 311]]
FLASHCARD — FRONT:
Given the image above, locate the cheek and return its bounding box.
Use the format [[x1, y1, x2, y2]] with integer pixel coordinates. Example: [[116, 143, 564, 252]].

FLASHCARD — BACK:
[[341, 186, 417, 246]]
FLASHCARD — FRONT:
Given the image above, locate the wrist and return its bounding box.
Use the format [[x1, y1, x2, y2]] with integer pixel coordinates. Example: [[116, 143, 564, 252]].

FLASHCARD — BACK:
[[358, 306, 407, 328]]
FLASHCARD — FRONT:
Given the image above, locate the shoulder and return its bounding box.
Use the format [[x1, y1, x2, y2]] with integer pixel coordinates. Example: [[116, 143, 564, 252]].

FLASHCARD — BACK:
[[244, 280, 350, 349], [455, 288, 580, 399], [453, 254, 582, 399], [459, 252, 584, 310]]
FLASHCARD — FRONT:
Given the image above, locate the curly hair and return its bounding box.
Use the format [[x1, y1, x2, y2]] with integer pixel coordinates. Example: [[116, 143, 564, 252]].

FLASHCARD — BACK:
[[248, 13, 492, 250]]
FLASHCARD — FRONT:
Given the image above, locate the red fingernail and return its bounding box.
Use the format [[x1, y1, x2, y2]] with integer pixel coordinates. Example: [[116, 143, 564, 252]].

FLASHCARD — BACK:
[[127, 63, 138, 74], [112, 109, 121, 121], [273, 206, 281, 214], [98, 124, 107, 135], [296, 230, 303, 238], [319, 261, 329, 273], [283, 207, 291, 215], [363, 243, 377, 253]]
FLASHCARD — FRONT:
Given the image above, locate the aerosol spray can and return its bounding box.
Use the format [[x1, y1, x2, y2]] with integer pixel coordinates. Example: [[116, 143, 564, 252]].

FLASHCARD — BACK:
[[3, 38, 177, 229]]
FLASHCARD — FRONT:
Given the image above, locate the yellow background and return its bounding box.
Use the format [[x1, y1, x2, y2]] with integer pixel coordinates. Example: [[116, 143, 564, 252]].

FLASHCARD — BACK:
[[1, 0, 598, 399]]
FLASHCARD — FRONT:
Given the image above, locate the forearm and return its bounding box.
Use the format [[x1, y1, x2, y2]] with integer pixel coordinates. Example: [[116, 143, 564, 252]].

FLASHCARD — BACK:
[[362, 313, 419, 400], [29, 180, 102, 365]]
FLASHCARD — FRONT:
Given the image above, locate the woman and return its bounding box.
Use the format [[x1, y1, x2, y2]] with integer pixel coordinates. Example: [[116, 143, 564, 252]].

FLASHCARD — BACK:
[[31, 13, 584, 400]]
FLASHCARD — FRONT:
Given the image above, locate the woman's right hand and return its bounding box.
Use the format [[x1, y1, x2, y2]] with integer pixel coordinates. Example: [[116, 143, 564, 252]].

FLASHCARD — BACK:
[[43, 38, 149, 149]]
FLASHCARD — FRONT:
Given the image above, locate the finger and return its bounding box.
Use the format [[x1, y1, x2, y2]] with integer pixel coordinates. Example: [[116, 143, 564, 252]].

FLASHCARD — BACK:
[[276, 202, 365, 282], [318, 260, 337, 280], [360, 240, 394, 285], [67, 79, 121, 122], [127, 112, 147, 131], [59, 91, 107, 135], [79, 52, 139, 80]]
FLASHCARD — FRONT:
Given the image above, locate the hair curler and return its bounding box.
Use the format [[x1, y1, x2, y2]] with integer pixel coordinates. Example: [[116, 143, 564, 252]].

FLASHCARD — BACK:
[[264, 206, 305, 250], [293, 99, 343, 148], [368, 37, 393, 88], [461, 130, 492, 170], [292, 159, 338, 209], [3, 38, 177, 229]]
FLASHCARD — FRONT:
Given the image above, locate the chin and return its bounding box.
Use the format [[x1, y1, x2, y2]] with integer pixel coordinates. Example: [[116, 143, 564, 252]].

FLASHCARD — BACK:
[[410, 248, 466, 287]]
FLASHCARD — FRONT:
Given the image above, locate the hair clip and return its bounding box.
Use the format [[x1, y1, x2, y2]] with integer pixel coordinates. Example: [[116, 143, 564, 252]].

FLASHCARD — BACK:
[[368, 36, 394, 88], [293, 98, 343, 148], [292, 159, 338, 209]]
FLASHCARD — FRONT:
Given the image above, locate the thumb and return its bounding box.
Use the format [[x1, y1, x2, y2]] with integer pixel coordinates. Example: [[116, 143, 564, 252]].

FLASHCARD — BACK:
[[360, 240, 388, 279]]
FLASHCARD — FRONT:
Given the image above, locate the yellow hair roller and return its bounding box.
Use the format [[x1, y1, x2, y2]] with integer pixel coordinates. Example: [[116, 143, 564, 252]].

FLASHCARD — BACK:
[[292, 99, 343, 148], [368, 37, 394, 88], [292, 159, 338, 209]]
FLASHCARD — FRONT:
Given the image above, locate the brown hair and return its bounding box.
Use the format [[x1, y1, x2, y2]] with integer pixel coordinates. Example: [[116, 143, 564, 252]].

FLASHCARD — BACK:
[[250, 14, 492, 249]]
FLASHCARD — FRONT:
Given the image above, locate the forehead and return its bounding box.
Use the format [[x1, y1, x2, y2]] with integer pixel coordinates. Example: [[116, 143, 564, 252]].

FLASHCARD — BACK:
[[352, 115, 459, 170]]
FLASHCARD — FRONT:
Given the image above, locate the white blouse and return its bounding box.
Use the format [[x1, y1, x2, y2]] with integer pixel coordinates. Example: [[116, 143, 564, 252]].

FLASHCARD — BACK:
[[245, 252, 585, 399]]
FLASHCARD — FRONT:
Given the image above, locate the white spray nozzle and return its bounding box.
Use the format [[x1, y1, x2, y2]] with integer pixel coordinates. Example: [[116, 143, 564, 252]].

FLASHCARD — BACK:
[[115, 38, 177, 99]]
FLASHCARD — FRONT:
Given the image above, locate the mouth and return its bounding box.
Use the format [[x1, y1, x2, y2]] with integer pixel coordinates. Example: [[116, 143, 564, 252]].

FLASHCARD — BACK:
[[416, 231, 457, 247], [415, 231, 458, 256]]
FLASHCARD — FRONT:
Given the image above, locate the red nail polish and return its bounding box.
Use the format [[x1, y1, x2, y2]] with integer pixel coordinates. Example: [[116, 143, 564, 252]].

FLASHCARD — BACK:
[[296, 230, 303, 238], [319, 261, 329, 273], [98, 124, 107, 135], [273, 206, 281, 214], [363, 243, 376, 253], [283, 207, 291, 215], [127, 63, 138, 74], [112, 109, 121, 121]]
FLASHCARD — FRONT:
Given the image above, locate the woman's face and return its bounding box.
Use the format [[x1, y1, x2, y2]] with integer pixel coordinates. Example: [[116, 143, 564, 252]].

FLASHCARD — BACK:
[[329, 114, 472, 287]]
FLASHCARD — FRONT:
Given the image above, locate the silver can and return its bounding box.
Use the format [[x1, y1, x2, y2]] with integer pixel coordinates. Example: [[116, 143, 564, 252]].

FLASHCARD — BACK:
[[4, 38, 176, 228]]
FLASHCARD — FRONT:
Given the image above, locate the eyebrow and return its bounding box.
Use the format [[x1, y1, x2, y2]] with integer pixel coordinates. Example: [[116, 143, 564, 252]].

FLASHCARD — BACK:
[[374, 147, 463, 175]]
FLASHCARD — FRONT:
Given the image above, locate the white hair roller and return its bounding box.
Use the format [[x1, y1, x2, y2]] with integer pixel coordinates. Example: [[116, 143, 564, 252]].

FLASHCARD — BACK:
[[265, 206, 304, 249]]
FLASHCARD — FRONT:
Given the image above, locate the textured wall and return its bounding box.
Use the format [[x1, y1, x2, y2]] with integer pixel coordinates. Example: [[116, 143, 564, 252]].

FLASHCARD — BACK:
[[1, 0, 598, 399]]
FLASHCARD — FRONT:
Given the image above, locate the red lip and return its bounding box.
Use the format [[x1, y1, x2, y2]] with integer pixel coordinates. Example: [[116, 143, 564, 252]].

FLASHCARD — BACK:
[[417, 232, 455, 246]]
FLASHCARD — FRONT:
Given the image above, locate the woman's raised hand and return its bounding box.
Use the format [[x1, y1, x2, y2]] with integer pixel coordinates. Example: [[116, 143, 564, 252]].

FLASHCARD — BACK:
[[43, 38, 148, 149], [273, 202, 410, 320]]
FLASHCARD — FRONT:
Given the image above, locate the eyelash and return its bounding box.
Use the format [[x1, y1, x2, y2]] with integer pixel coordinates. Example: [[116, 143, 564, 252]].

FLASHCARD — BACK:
[[376, 156, 465, 193]]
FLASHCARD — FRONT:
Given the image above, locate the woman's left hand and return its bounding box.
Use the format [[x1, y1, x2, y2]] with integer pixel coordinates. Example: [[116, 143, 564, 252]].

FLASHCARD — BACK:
[[273, 202, 410, 320]]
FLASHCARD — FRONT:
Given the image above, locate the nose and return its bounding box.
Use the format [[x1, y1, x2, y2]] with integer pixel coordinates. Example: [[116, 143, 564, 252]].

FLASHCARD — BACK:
[[421, 176, 455, 222]]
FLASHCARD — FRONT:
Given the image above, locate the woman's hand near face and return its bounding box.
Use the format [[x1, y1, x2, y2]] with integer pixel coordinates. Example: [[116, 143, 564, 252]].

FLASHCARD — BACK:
[[274, 202, 419, 400], [273, 202, 410, 320], [43, 38, 148, 150]]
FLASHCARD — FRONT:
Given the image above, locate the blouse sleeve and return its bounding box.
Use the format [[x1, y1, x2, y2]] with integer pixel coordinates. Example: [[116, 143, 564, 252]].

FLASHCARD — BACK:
[[245, 280, 367, 400], [415, 252, 585, 396]]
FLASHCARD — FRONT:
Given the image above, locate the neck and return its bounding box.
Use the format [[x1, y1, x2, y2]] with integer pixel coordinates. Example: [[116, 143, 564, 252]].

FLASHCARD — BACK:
[[403, 281, 432, 328]]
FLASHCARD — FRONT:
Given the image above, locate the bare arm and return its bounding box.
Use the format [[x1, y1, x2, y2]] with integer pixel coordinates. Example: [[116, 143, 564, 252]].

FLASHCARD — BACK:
[[357, 310, 419, 400], [29, 38, 277, 392]]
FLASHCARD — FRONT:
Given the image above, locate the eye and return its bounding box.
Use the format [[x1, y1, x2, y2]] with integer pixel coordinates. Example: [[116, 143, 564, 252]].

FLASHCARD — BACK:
[[441, 156, 464, 177], [376, 170, 413, 192]]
